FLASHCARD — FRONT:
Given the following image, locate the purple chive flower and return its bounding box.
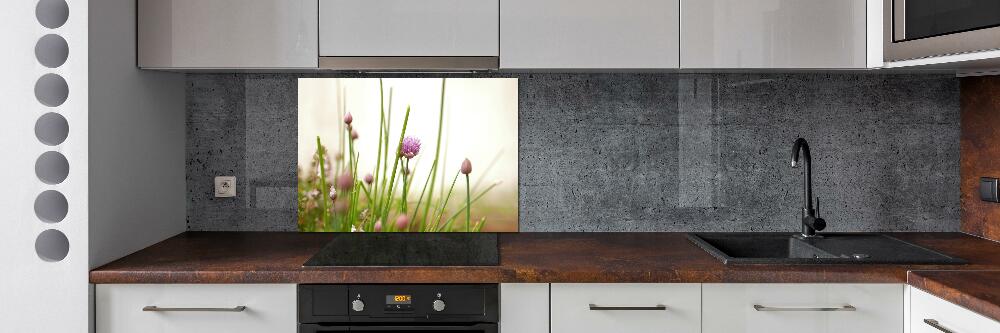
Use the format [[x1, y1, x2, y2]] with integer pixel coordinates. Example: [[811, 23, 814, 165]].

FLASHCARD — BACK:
[[460, 158, 472, 175], [400, 136, 421, 159], [336, 171, 354, 190], [351, 128, 359, 140], [329, 188, 337, 201], [363, 173, 374, 184], [395, 215, 410, 230], [344, 112, 353, 125], [374, 220, 383, 232]]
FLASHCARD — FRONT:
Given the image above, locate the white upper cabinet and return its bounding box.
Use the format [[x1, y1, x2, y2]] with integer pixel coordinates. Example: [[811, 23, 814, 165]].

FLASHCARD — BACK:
[[138, 0, 318, 69], [500, 0, 680, 69], [319, 0, 500, 57], [132, 0, 883, 70], [680, 0, 871, 69]]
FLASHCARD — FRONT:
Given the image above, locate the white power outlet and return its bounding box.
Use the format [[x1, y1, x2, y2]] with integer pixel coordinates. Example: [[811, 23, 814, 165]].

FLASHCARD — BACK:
[[215, 176, 236, 198]]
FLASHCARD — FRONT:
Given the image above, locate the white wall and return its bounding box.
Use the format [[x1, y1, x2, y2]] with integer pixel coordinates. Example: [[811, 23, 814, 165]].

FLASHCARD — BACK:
[[0, 0, 90, 330], [0, 0, 185, 331], [88, 0, 186, 269]]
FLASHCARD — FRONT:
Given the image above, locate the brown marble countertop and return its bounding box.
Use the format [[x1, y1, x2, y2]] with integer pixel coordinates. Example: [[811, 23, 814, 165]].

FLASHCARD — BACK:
[[91, 232, 1000, 285], [89, 232, 1000, 320], [908, 270, 1000, 322]]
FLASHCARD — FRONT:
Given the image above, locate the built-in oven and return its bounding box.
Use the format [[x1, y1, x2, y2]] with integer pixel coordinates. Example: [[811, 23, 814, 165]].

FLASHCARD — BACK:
[[884, 0, 1000, 62], [298, 284, 498, 333]]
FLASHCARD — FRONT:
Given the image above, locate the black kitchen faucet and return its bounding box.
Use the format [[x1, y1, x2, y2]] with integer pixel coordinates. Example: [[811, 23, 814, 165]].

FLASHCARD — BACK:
[[791, 138, 826, 238]]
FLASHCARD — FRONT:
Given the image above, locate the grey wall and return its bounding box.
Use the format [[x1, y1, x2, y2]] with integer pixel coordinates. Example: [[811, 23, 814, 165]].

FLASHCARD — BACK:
[[89, 0, 187, 269], [186, 73, 960, 232]]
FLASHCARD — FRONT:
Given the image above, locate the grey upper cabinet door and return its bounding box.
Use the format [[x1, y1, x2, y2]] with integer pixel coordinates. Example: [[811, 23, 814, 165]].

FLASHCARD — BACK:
[[319, 0, 500, 57], [681, 0, 867, 69], [501, 0, 680, 69], [138, 0, 318, 69]]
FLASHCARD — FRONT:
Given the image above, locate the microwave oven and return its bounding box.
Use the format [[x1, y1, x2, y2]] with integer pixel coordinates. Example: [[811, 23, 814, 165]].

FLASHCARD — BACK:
[[884, 0, 1000, 62]]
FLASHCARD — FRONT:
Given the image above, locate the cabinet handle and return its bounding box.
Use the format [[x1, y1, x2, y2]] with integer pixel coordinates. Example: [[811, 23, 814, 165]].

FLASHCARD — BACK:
[[753, 304, 856, 312], [589, 304, 667, 311], [923, 319, 955, 333], [142, 306, 247, 312]]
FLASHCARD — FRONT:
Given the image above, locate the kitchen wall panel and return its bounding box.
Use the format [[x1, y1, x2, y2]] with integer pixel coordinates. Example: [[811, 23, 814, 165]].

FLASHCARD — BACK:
[[185, 73, 959, 232], [960, 76, 1000, 242], [0, 0, 89, 330], [90, 0, 187, 270]]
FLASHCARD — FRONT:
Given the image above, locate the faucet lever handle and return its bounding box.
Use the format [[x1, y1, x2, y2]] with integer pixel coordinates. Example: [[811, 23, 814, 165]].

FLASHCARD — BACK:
[[815, 196, 820, 218]]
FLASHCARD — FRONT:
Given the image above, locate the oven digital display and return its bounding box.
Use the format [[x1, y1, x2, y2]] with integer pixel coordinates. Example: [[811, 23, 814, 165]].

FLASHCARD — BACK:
[[386, 295, 412, 305]]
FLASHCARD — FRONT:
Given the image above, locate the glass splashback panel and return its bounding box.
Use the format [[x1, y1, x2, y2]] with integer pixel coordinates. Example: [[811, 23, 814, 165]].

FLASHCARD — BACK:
[[297, 78, 518, 232]]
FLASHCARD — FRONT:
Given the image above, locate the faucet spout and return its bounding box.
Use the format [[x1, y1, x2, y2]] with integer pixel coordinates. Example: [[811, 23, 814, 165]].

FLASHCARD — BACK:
[[791, 138, 825, 237], [791, 138, 812, 210]]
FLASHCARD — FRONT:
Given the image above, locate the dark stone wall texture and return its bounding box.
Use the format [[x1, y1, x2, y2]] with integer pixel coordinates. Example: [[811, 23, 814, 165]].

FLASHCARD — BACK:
[[186, 73, 960, 232]]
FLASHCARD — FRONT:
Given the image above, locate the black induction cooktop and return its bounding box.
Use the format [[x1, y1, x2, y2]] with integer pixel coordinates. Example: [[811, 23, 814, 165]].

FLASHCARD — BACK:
[[303, 233, 500, 266]]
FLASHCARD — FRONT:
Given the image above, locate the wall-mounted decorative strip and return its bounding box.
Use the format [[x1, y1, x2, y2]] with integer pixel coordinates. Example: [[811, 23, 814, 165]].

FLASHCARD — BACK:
[[1, 0, 88, 329], [32, 0, 70, 263]]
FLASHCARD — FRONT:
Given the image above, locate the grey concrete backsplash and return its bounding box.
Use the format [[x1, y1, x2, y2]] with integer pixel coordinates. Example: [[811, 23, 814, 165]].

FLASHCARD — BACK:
[[186, 73, 960, 232]]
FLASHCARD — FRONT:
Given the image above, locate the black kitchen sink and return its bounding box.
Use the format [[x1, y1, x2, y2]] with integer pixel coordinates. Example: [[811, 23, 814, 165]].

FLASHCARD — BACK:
[[687, 233, 966, 265]]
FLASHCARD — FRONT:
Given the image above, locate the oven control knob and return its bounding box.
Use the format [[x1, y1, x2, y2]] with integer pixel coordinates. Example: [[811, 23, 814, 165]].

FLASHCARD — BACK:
[[351, 299, 365, 312], [432, 299, 446, 312]]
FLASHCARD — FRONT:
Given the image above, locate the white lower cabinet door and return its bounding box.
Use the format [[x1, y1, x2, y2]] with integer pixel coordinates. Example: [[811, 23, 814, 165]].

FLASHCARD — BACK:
[[910, 287, 1000, 333], [702, 283, 903, 333], [550, 283, 701, 333], [500, 283, 549, 333], [96, 284, 297, 333]]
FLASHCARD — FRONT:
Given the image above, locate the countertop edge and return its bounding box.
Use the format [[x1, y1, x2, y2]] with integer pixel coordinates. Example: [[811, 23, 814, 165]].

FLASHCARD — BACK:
[[907, 270, 1000, 323]]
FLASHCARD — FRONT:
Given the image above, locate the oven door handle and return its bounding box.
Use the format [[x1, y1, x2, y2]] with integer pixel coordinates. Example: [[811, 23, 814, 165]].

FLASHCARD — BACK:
[[347, 323, 497, 332], [299, 326, 349, 333]]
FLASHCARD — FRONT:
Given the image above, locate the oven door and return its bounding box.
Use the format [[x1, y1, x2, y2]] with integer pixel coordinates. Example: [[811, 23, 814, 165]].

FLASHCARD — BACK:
[[885, 0, 1000, 61], [300, 323, 498, 333]]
